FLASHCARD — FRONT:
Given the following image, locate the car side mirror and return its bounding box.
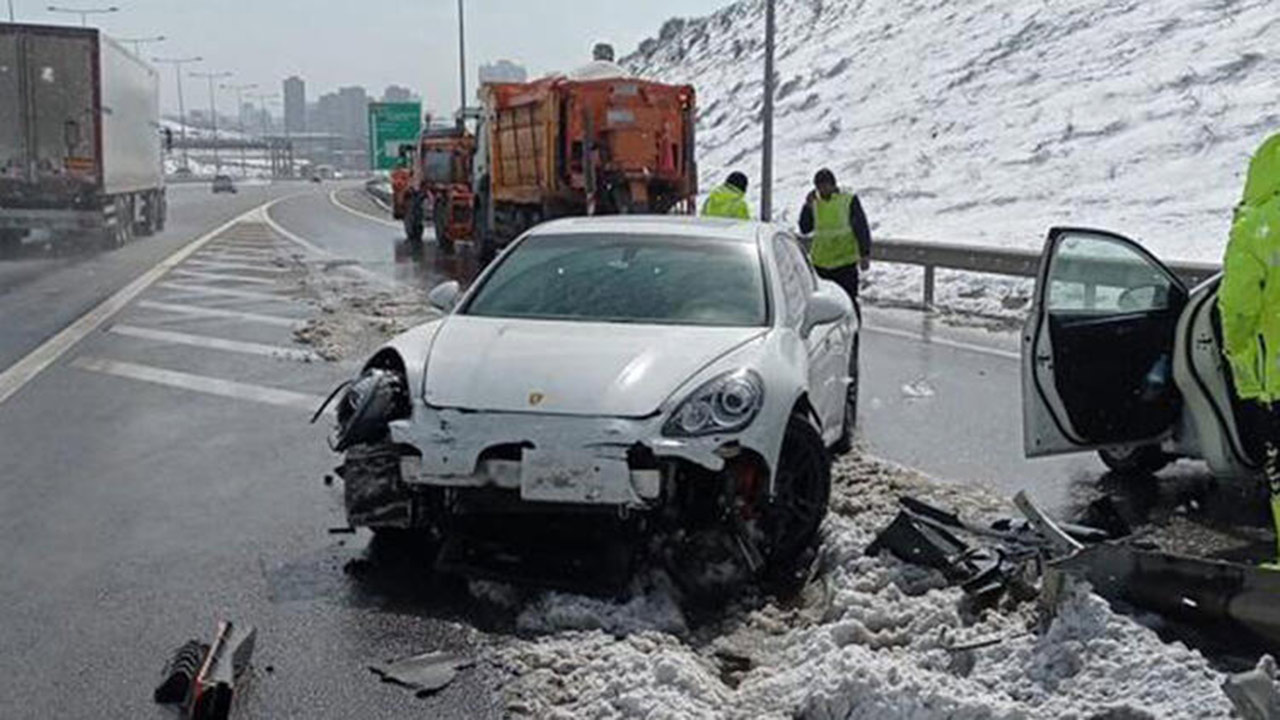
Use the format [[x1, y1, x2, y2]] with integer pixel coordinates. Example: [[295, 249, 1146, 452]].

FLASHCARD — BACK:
[[802, 284, 851, 337], [428, 280, 461, 312]]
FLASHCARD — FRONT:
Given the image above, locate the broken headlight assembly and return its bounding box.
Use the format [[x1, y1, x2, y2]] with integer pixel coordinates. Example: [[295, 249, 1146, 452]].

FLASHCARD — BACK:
[[663, 369, 764, 437]]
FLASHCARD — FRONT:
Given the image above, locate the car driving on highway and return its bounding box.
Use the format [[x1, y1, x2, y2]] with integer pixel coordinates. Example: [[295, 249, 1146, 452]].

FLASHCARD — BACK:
[[325, 216, 860, 592], [211, 175, 237, 194], [1023, 227, 1260, 479]]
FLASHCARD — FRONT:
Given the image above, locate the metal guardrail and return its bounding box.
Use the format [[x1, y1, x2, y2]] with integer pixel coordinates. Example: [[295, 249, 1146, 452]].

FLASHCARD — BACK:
[[358, 180, 1221, 307], [873, 237, 1221, 308]]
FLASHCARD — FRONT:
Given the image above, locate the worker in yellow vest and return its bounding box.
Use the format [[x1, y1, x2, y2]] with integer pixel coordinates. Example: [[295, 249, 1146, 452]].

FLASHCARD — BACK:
[[798, 168, 872, 306], [701, 172, 751, 220]]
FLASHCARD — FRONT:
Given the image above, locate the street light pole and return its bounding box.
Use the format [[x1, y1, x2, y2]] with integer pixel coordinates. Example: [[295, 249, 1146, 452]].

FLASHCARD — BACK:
[[46, 4, 118, 26], [456, 0, 466, 128], [118, 34, 165, 55], [7, 1, 15, 23], [190, 70, 232, 174], [153, 56, 201, 171], [223, 82, 257, 177], [761, 0, 775, 222]]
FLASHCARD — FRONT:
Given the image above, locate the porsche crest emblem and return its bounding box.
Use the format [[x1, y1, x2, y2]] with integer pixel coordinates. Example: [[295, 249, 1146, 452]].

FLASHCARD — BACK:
[[528, 392, 545, 406]]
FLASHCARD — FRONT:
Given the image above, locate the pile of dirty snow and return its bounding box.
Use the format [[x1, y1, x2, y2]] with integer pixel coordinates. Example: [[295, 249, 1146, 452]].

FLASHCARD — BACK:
[[624, 0, 1278, 317], [490, 454, 1233, 719], [292, 269, 432, 362]]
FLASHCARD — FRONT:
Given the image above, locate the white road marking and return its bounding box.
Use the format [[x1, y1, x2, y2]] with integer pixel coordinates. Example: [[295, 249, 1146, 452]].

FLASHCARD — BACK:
[[108, 324, 318, 361], [135, 300, 305, 328], [170, 268, 280, 286], [0, 202, 281, 407], [862, 323, 1021, 361], [328, 188, 400, 228], [71, 356, 328, 413], [183, 259, 290, 274], [261, 200, 395, 288], [158, 281, 294, 302]]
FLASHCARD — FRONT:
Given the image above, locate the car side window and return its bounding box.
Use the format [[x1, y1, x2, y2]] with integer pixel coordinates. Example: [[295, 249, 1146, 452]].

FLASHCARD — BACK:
[[1047, 232, 1175, 313], [773, 234, 815, 329]]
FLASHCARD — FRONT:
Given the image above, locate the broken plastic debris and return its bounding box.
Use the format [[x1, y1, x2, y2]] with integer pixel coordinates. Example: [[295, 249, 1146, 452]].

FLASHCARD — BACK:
[[369, 651, 475, 697]]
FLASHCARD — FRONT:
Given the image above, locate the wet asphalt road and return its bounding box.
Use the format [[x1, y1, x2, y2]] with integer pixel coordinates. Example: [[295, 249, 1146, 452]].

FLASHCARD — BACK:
[[0, 181, 1200, 718], [0, 183, 503, 719]]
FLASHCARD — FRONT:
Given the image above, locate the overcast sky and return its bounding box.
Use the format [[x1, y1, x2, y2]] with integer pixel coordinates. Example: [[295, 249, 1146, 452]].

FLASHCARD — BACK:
[[14, 0, 729, 114]]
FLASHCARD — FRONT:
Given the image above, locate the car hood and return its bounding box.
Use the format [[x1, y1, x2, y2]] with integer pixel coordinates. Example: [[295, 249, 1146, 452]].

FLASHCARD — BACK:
[[423, 316, 768, 416]]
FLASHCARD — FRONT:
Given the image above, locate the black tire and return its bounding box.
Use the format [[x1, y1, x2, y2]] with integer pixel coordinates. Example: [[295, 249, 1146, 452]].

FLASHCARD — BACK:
[[433, 196, 454, 252], [155, 191, 167, 232], [765, 413, 832, 580], [403, 194, 424, 244], [1098, 445, 1172, 475], [100, 198, 131, 249], [832, 333, 860, 455]]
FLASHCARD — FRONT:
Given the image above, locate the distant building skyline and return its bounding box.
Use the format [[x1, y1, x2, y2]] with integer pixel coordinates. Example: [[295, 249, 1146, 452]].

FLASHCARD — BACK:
[[283, 76, 306, 135]]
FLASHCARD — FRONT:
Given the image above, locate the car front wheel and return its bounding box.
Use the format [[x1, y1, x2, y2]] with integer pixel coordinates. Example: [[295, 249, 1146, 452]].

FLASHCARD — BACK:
[[765, 412, 832, 582]]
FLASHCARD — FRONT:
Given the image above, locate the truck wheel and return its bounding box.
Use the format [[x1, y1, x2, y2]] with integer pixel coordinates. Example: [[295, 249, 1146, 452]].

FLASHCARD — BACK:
[[1098, 445, 1172, 476], [155, 192, 167, 232], [136, 192, 156, 237], [433, 197, 454, 252], [403, 194, 424, 244], [764, 413, 831, 583], [100, 198, 132, 249]]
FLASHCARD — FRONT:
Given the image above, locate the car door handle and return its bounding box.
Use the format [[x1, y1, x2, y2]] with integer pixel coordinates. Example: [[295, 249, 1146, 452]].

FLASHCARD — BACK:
[[1036, 353, 1051, 363]]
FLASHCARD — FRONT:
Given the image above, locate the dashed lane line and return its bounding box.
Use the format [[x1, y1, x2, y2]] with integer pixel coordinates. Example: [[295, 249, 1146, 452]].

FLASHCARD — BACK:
[[134, 301, 305, 328], [169, 268, 281, 286], [0, 200, 284, 407], [157, 281, 294, 303], [328, 188, 400, 228], [70, 356, 328, 414], [108, 324, 320, 362]]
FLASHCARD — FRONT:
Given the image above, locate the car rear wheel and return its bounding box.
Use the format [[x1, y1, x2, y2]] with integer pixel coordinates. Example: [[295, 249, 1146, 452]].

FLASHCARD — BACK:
[[1098, 444, 1172, 475], [766, 412, 832, 582], [832, 334, 860, 455]]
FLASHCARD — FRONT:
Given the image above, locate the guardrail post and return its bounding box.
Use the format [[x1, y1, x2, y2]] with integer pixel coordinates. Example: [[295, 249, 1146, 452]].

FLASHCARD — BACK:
[[923, 265, 935, 308]]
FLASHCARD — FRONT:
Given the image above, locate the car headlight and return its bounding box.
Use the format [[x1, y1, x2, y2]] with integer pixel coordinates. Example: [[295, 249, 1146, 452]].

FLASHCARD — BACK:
[[663, 369, 764, 437]]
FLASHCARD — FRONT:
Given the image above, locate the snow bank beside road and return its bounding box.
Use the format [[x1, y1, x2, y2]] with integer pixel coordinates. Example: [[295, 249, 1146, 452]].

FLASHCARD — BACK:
[[495, 455, 1232, 719], [625, 0, 1277, 264]]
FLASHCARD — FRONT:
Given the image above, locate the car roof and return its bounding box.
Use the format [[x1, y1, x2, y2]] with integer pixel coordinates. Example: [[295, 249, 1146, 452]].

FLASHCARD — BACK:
[[529, 215, 773, 244]]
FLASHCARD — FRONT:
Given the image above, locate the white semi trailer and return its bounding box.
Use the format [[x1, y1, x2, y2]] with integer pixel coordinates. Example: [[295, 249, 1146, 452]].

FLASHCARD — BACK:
[[0, 23, 166, 250]]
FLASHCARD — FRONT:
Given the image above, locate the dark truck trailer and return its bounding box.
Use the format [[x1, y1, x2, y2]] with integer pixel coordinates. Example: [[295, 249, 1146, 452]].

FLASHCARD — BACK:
[[0, 23, 166, 250]]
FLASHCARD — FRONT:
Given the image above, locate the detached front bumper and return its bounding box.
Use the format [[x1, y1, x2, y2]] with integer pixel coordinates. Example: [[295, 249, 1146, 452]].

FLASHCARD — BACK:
[[389, 404, 750, 508]]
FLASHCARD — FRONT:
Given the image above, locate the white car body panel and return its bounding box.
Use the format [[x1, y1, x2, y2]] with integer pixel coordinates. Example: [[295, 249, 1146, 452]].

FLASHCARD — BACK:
[[423, 316, 767, 416], [364, 216, 858, 508]]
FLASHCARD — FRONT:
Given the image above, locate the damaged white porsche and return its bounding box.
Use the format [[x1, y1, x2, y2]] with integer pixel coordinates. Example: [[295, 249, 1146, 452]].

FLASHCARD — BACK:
[[323, 216, 859, 593]]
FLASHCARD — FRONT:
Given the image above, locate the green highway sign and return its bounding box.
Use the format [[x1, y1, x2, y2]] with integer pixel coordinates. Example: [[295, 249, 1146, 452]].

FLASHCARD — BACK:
[[367, 102, 422, 170]]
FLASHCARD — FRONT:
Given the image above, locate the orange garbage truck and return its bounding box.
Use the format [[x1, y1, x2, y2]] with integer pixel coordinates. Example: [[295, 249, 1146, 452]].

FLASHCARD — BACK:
[[474, 75, 697, 257]]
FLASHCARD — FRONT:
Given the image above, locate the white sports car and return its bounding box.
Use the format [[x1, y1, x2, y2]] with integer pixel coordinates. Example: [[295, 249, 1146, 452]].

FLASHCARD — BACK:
[[327, 216, 860, 590]]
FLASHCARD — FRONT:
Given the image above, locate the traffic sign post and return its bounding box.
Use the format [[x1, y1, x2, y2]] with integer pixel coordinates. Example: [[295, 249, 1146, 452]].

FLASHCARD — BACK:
[[367, 102, 422, 171]]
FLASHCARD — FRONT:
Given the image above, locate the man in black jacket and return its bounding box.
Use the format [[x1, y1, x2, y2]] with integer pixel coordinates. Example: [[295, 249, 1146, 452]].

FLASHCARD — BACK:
[[798, 168, 872, 306]]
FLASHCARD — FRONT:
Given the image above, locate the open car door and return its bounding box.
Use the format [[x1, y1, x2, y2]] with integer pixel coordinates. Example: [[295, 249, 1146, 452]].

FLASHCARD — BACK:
[[1023, 227, 1189, 457]]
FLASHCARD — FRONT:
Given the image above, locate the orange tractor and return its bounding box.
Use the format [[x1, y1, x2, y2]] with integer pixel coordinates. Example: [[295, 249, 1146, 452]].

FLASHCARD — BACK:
[[392, 126, 476, 251]]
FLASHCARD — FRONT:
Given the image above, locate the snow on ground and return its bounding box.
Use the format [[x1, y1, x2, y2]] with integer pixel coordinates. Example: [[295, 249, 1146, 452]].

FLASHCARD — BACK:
[[489, 454, 1233, 719], [623, 0, 1278, 318]]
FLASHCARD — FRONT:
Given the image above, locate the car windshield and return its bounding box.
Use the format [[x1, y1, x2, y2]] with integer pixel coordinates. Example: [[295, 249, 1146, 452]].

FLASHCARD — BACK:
[[464, 233, 768, 327]]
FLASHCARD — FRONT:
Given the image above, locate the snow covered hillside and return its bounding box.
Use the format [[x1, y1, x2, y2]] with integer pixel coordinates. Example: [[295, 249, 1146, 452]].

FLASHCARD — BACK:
[[624, 0, 1279, 263]]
